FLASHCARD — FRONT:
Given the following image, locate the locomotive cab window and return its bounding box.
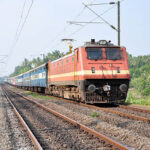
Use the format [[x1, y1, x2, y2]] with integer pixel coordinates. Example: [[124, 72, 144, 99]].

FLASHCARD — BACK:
[[105, 48, 121, 60], [86, 48, 102, 60]]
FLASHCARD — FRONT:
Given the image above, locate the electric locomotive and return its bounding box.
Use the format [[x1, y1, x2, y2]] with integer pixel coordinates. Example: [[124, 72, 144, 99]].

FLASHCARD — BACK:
[[46, 39, 130, 104]]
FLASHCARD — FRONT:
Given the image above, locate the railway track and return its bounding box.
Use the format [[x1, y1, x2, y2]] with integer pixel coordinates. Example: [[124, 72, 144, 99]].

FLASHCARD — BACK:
[[7, 84, 150, 125], [47, 96, 150, 124], [26, 90, 150, 124], [2, 87, 43, 150], [8, 84, 150, 124], [2, 86, 131, 150], [119, 104, 150, 114]]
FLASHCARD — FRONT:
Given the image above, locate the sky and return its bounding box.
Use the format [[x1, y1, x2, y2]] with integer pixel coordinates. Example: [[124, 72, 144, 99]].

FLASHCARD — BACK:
[[0, 0, 150, 77]]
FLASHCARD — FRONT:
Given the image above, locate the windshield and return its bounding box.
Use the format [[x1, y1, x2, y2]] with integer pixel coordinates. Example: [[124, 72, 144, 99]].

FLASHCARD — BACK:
[[105, 48, 121, 60], [86, 48, 102, 60]]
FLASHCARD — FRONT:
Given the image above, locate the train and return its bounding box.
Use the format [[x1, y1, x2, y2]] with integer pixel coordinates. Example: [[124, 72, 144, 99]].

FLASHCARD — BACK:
[[6, 39, 130, 104]]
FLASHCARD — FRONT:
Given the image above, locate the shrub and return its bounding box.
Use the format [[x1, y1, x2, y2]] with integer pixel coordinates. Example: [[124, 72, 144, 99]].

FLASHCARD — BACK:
[[91, 112, 99, 118]]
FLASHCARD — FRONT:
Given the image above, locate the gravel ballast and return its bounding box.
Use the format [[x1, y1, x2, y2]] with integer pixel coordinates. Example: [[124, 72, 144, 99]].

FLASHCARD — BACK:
[[0, 86, 35, 150], [8, 85, 150, 150]]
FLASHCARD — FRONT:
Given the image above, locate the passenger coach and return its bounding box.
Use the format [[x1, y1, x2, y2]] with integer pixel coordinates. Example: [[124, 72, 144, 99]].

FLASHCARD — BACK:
[[9, 64, 47, 92]]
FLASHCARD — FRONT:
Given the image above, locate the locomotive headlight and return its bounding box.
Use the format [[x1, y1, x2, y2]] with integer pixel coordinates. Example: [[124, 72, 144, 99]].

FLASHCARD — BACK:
[[103, 85, 111, 92], [88, 84, 96, 93], [119, 84, 127, 92]]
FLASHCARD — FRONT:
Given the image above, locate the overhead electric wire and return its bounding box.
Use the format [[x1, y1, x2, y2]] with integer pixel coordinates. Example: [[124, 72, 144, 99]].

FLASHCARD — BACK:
[[15, 0, 34, 44], [8, 0, 34, 57], [71, 0, 96, 21], [68, 5, 116, 37], [5, 0, 34, 73], [2, 1, 26, 69], [68, 0, 127, 38], [82, 3, 118, 31], [14, 0, 27, 42], [41, 2, 89, 51], [40, 0, 98, 53], [40, 1, 94, 54], [48, 4, 117, 50]]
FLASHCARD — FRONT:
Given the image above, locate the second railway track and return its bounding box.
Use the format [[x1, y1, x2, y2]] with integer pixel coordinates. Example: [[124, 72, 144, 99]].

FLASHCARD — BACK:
[[22, 89, 150, 124], [15, 85, 150, 124], [47, 94, 150, 123], [2, 86, 131, 150]]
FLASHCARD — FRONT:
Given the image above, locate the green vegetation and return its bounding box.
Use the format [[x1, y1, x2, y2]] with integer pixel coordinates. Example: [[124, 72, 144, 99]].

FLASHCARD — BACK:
[[24, 91, 55, 101], [126, 53, 150, 106], [127, 53, 150, 97], [126, 89, 150, 106], [90, 112, 99, 118], [10, 50, 64, 77]]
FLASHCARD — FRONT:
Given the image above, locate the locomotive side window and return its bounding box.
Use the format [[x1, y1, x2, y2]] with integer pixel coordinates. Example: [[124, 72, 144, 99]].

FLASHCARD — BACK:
[[61, 61, 63, 65], [86, 48, 102, 60], [105, 48, 121, 60], [72, 57, 74, 62]]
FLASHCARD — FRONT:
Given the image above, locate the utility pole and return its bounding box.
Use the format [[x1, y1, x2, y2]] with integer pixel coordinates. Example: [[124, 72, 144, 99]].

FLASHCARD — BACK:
[[68, 1, 122, 46], [118, 1, 120, 46]]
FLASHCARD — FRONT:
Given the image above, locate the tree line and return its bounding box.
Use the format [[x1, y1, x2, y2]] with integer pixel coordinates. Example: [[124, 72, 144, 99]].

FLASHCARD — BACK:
[[127, 53, 150, 96], [10, 50, 64, 77]]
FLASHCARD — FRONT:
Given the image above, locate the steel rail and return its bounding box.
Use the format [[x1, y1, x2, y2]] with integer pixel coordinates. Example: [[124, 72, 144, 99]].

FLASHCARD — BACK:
[[2, 87, 43, 150], [30, 91, 150, 124], [72, 102, 150, 123], [119, 105, 150, 114], [37, 91, 150, 123], [9, 87, 150, 124], [46, 94, 150, 123], [7, 88, 132, 150]]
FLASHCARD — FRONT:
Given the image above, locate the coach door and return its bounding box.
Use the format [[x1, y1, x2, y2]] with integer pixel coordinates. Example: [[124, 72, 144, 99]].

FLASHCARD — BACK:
[[45, 62, 49, 87]]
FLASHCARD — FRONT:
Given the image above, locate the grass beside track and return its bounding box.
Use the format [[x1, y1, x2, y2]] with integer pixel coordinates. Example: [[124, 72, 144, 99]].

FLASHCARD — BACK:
[[24, 91, 55, 101], [126, 89, 150, 106]]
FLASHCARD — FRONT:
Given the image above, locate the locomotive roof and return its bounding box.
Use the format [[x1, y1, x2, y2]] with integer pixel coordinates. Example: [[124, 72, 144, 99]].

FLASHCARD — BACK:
[[82, 39, 124, 48], [82, 45, 121, 48], [51, 52, 74, 64]]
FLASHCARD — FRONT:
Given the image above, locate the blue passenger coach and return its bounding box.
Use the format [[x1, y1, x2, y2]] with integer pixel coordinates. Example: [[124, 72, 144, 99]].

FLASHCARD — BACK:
[[30, 64, 47, 88], [15, 74, 23, 87], [9, 64, 47, 92]]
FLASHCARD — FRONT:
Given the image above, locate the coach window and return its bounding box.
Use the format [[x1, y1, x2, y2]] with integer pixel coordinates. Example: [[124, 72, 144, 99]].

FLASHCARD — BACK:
[[61, 61, 63, 65], [105, 48, 121, 60], [42, 73, 45, 78], [66, 59, 68, 63], [57, 62, 59, 67]]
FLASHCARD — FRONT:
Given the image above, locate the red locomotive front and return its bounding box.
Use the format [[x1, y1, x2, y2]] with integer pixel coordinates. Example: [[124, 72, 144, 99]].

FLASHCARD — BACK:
[[47, 39, 130, 104]]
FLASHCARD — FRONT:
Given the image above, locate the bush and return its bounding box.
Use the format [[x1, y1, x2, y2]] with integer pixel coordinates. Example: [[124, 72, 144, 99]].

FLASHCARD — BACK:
[[90, 112, 99, 118]]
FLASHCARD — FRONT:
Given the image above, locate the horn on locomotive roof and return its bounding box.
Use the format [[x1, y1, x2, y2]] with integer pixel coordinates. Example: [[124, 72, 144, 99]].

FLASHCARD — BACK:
[[91, 39, 95, 44]]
